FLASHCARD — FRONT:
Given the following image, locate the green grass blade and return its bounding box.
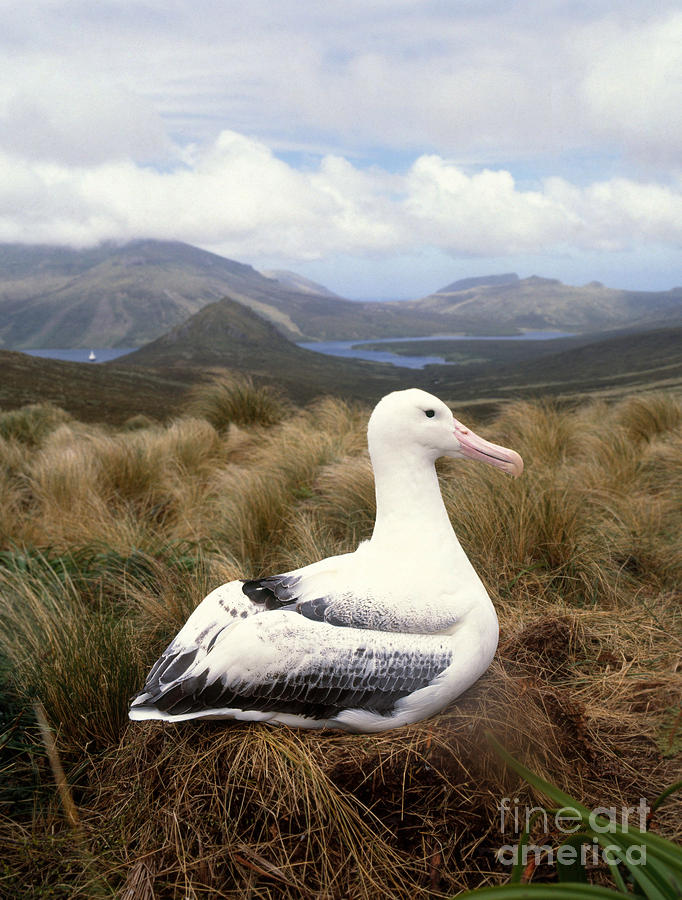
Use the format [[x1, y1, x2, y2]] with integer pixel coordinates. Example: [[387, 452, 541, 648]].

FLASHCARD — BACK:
[[614, 829, 682, 877], [592, 832, 679, 900], [650, 780, 682, 818], [589, 833, 629, 894]]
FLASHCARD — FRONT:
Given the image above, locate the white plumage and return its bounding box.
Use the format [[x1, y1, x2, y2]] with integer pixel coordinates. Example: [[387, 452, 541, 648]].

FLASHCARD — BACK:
[[129, 388, 523, 732]]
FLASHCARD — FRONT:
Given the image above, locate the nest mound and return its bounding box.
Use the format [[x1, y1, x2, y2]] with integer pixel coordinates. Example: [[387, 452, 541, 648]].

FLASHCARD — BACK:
[[80, 632, 677, 898]]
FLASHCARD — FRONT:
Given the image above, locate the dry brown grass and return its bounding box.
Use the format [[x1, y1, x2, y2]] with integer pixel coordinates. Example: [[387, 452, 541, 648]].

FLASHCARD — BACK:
[[187, 372, 290, 431], [0, 390, 680, 897]]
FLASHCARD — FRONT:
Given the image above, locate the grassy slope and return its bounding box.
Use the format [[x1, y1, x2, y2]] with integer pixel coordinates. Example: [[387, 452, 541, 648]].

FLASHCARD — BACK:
[[0, 388, 679, 897], [0, 349, 191, 424], [500, 325, 682, 385], [455, 325, 682, 402]]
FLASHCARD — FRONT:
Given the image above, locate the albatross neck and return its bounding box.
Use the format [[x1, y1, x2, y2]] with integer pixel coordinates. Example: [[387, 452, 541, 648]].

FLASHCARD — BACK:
[[369, 445, 457, 552]]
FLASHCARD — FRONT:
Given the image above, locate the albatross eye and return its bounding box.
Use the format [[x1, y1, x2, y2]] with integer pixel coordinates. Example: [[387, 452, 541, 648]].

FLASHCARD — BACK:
[[424, 409, 435, 418]]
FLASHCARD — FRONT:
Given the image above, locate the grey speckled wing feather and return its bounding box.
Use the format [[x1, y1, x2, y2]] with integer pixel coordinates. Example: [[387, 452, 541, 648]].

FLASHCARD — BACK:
[[131, 612, 453, 721]]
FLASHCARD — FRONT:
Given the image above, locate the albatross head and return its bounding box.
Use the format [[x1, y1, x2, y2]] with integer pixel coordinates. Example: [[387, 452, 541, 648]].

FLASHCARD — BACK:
[[368, 388, 523, 477]]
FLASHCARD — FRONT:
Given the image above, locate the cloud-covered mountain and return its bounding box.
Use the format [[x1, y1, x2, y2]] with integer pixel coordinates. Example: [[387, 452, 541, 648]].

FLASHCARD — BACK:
[[0, 240, 325, 348]]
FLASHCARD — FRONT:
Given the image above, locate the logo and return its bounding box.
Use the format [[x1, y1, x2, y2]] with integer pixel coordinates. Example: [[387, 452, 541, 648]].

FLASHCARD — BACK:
[[495, 797, 649, 868]]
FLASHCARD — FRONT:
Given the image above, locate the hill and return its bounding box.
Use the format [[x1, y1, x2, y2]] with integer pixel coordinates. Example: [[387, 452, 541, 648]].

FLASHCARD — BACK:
[[121, 296, 410, 405], [414, 325, 682, 412], [497, 324, 682, 395], [124, 295, 306, 369], [403, 274, 682, 333]]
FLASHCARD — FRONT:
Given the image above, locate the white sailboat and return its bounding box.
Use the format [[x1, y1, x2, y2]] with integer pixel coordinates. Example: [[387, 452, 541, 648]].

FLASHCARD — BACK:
[[88, 350, 96, 361]]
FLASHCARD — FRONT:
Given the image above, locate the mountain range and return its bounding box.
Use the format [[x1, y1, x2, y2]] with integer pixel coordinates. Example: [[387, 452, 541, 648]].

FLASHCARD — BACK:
[[0, 240, 680, 349], [404, 273, 682, 333], [0, 240, 312, 349]]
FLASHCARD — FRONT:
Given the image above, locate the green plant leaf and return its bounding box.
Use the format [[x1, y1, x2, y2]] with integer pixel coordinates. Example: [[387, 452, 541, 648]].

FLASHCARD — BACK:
[[615, 829, 682, 877], [484, 734, 682, 899], [556, 834, 590, 884], [650, 780, 682, 818], [588, 833, 629, 894]]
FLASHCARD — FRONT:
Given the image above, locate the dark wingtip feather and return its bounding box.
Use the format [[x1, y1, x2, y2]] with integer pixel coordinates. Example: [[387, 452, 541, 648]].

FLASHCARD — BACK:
[[242, 576, 301, 609]]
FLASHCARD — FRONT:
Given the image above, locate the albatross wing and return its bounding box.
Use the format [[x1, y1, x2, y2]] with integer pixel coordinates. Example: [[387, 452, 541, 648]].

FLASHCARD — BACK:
[[129, 608, 454, 731]]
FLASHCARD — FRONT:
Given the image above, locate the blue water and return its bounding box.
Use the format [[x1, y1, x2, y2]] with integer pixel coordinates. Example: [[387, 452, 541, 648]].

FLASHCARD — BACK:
[[298, 331, 571, 370], [21, 330, 571, 370], [20, 348, 136, 364]]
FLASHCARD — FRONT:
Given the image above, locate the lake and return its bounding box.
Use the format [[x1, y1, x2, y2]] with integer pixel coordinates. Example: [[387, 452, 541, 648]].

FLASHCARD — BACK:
[[297, 331, 571, 369], [20, 331, 571, 370], [20, 348, 136, 364]]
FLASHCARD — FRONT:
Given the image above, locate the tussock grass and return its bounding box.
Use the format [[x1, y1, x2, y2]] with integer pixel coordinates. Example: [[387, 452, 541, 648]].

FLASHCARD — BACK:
[[0, 390, 680, 896], [301, 455, 376, 545], [0, 554, 141, 756], [188, 371, 289, 430], [0, 402, 72, 446], [493, 398, 584, 468], [615, 392, 682, 443]]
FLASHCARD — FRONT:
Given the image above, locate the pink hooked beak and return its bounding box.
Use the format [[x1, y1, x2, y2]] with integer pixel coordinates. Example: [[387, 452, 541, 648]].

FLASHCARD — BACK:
[[453, 418, 524, 477]]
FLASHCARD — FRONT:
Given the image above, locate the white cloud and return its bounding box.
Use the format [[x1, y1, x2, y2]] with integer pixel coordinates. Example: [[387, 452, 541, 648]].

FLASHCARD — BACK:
[[577, 11, 682, 165], [0, 72, 170, 165], [0, 130, 679, 260], [1, 2, 680, 167], [404, 158, 575, 254], [0, 1, 680, 285]]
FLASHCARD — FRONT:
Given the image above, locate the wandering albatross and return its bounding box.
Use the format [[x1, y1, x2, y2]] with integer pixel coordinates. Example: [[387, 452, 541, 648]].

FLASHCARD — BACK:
[[129, 388, 523, 733]]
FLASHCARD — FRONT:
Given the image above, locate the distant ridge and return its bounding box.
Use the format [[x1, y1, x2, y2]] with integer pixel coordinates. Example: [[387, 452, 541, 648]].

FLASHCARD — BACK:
[[436, 273, 519, 293], [261, 269, 339, 297], [406, 274, 682, 334]]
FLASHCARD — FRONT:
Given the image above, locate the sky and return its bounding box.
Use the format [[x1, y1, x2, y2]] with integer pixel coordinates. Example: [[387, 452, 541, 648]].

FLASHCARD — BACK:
[[0, 1, 681, 298]]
